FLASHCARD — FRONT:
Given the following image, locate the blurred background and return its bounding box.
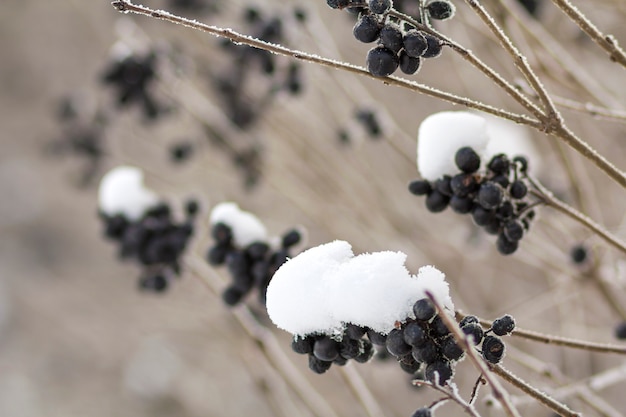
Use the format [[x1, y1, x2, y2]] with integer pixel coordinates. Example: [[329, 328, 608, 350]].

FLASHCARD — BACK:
[[1, 0, 626, 416]]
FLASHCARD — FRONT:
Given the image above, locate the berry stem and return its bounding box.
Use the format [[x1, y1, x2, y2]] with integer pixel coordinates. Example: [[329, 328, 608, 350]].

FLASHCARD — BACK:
[[425, 292, 523, 417]]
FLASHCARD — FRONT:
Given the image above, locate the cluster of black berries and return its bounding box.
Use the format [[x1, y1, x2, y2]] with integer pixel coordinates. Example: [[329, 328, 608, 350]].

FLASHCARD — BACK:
[[206, 225, 302, 306], [460, 314, 515, 365], [409, 147, 536, 255], [327, 0, 455, 77], [338, 107, 384, 144], [100, 201, 198, 292], [102, 50, 166, 120]]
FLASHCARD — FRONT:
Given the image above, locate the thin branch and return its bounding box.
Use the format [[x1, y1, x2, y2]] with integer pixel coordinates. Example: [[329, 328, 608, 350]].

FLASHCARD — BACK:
[[490, 364, 582, 417], [426, 292, 522, 417], [549, 0, 626, 68], [110, 0, 540, 127]]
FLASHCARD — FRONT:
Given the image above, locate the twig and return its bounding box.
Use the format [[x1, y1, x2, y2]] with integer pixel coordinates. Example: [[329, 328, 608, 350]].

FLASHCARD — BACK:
[[490, 364, 582, 417], [338, 366, 388, 417], [425, 291, 522, 417], [549, 0, 626, 68]]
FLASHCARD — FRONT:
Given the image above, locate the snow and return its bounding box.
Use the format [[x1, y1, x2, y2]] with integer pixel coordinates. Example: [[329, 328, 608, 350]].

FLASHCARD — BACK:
[[266, 240, 454, 337], [98, 166, 159, 221], [417, 111, 490, 181], [209, 202, 268, 247], [483, 114, 540, 174]]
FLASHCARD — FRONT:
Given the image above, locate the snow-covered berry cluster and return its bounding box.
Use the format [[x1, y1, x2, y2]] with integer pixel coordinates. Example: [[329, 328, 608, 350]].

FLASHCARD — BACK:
[[206, 202, 302, 306], [98, 166, 196, 292], [327, 0, 455, 77], [412, 111, 538, 255]]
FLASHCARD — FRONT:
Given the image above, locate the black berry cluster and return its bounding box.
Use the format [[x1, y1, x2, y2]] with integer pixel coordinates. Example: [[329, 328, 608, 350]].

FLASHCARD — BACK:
[[101, 50, 165, 120], [409, 147, 536, 255], [100, 201, 198, 292], [327, 0, 455, 77], [460, 314, 515, 364], [207, 224, 302, 306]]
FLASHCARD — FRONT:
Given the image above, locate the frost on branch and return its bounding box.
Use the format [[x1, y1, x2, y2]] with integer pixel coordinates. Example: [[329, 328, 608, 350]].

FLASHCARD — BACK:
[[265, 240, 454, 337], [98, 165, 159, 220], [209, 202, 268, 247]]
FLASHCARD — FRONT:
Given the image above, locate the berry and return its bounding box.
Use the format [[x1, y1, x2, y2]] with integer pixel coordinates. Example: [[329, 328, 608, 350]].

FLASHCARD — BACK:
[[492, 174, 510, 188], [409, 179, 431, 196], [570, 245, 587, 264], [399, 51, 422, 75], [313, 337, 340, 361], [368, 0, 392, 14], [207, 245, 229, 265], [460, 315, 479, 327], [497, 201, 515, 219], [170, 142, 193, 162], [403, 30, 428, 58], [379, 24, 404, 53], [222, 286, 245, 306], [422, 34, 443, 58], [412, 407, 432, 417], [292, 336, 314, 354], [472, 206, 495, 226], [484, 217, 502, 235], [309, 355, 333, 374], [212, 222, 233, 245], [399, 354, 421, 374], [455, 146, 481, 173], [496, 233, 519, 255], [346, 323, 367, 340], [442, 336, 464, 361], [503, 220, 524, 242], [425, 360, 453, 385], [427, 0, 455, 20], [482, 335, 505, 364], [488, 154, 509, 174], [450, 195, 473, 214], [185, 199, 199, 217], [478, 182, 503, 210], [333, 356, 348, 366], [492, 314, 516, 336], [404, 321, 427, 347], [513, 155, 529, 173], [430, 315, 450, 337], [413, 298, 436, 321], [386, 328, 412, 356], [326, 0, 350, 9], [462, 323, 484, 345], [340, 338, 361, 359], [450, 173, 478, 197], [367, 329, 388, 345], [615, 321, 626, 340], [353, 14, 381, 43], [435, 175, 453, 196], [366, 46, 399, 77], [246, 241, 270, 259], [412, 340, 439, 364], [425, 190, 450, 212], [509, 180, 528, 199], [354, 340, 375, 363]]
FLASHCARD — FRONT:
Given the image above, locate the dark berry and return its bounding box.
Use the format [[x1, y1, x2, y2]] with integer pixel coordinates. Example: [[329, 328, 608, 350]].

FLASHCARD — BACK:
[[482, 335, 505, 364], [404, 321, 427, 347], [496, 233, 519, 255], [455, 146, 480, 173], [450, 195, 474, 214], [403, 30, 428, 58], [513, 155, 529, 173], [462, 323, 484, 345], [379, 24, 404, 53], [472, 206, 495, 226], [282, 229, 301, 248], [308, 355, 333, 374], [386, 328, 412, 357], [460, 315, 479, 327], [367, 329, 388, 345], [212, 222, 233, 245], [368, 0, 392, 14], [353, 14, 382, 43], [346, 323, 367, 340], [427, 0, 455, 20], [484, 217, 502, 235], [399, 354, 421, 374], [615, 321, 626, 340], [435, 175, 453, 196], [450, 173, 479, 197], [430, 315, 450, 337], [333, 355, 348, 366], [492, 174, 510, 188], [442, 336, 464, 361], [413, 298, 436, 321], [488, 154, 510, 174], [425, 190, 450, 212], [246, 242, 270, 259], [503, 220, 524, 242], [292, 336, 314, 354], [366, 46, 399, 77], [170, 142, 193, 162], [412, 407, 432, 417], [509, 180, 528, 199], [492, 314, 516, 336], [222, 286, 245, 306], [425, 360, 453, 385], [412, 340, 439, 364], [570, 245, 588, 264], [399, 51, 422, 75], [478, 182, 503, 210], [313, 337, 340, 361], [207, 245, 230, 265], [185, 199, 199, 217], [497, 201, 515, 219], [422, 34, 443, 58], [340, 338, 361, 359], [408, 179, 431, 196], [326, 0, 350, 9], [354, 340, 375, 363]]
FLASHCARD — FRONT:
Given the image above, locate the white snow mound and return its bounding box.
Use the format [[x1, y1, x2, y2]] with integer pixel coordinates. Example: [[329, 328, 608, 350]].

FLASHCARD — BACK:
[[266, 240, 454, 337], [98, 166, 159, 220], [210, 202, 268, 247], [417, 111, 490, 181]]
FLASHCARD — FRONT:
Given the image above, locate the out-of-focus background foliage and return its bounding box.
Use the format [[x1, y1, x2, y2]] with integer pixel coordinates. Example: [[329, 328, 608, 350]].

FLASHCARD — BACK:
[[1, 1, 626, 416]]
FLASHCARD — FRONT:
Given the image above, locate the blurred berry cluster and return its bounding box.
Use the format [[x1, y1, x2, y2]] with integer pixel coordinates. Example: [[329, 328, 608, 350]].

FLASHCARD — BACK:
[[100, 200, 198, 292], [206, 224, 302, 306], [410, 147, 536, 255]]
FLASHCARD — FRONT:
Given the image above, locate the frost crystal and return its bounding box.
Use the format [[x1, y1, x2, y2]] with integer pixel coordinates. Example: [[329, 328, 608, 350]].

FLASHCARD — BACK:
[[209, 202, 268, 247], [266, 240, 454, 337], [98, 166, 159, 220], [417, 111, 490, 181]]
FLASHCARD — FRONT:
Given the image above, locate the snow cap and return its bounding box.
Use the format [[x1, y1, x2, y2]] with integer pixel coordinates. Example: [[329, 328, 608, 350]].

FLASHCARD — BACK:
[[98, 166, 159, 220], [209, 202, 268, 247], [266, 240, 454, 337]]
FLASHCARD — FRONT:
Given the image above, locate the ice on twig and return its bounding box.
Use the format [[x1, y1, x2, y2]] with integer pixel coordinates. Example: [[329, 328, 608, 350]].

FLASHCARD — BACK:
[[266, 240, 454, 337], [209, 202, 268, 247], [98, 166, 159, 220]]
